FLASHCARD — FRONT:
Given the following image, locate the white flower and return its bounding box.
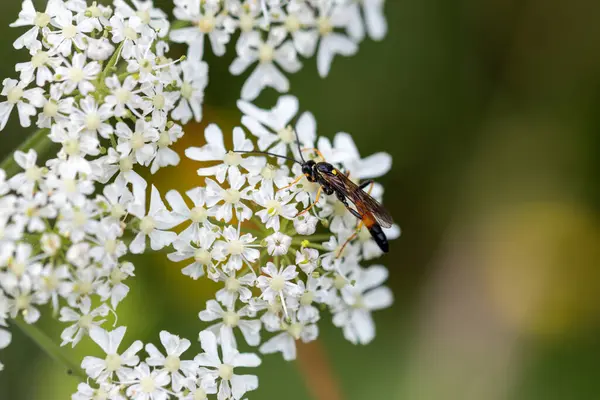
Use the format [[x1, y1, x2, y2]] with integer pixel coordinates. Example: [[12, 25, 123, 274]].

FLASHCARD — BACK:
[[151, 123, 183, 174], [0, 243, 41, 292], [168, 227, 218, 280], [295, 276, 332, 323], [8, 149, 44, 196], [329, 132, 392, 179], [105, 75, 143, 118], [214, 269, 256, 308], [295, 247, 320, 275], [87, 37, 116, 61], [128, 185, 179, 254], [170, 1, 230, 60], [36, 84, 74, 128], [10, 0, 63, 50], [293, 213, 318, 235], [114, 0, 170, 37], [308, 3, 359, 77], [38, 263, 72, 311], [347, 0, 388, 42], [115, 119, 159, 166], [97, 262, 136, 308], [259, 313, 318, 360], [238, 95, 316, 162], [256, 262, 301, 303], [47, 8, 93, 56], [6, 275, 45, 324], [194, 328, 261, 400], [109, 15, 146, 60], [180, 377, 218, 400], [253, 188, 297, 231], [166, 188, 213, 242], [82, 326, 143, 382], [48, 123, 99, 175], [55, 53, 100, 95], [186, 124, 263, 183], [13, 192, 56, 233], [59, 298, 110, 347], [0, 78, 44, 130], [271, 1, 318, 57], [230, 30, 302, 100], [199, 299, 262, 347], [141, 82, 178, 126], [145, 331, 196, 392], [71, 96, 115, 138], [45, 170, 95, 208], [332, 265, 393, 345], [213, 225, 260, 272], [264, 231, 292, 256], [172, 59, 208, 123], [205, 169, 253, 223], [72, 382, 123, 400], [15, 42, 61, 87], [125, 363, 171, 400]]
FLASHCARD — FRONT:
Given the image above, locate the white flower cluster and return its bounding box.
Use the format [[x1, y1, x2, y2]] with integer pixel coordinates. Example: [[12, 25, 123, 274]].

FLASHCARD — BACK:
[[0, 0, 395, 398], [171, 0, 387, 100], [0, 0, 206, 371], [70, 94, 398, 399], [74, 326, 261, 400], [2, 0, 207, 133]]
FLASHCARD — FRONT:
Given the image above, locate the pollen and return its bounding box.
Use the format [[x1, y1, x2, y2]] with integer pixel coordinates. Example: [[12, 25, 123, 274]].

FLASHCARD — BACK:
[[227, 239, 244, 255], [31, 51, 49, 68], [197, 15, 216, 33], [225, 277, 241, 292], [194, 249, 211, 264], [224, 151, 242, 166], [164, 355, 181, 373], [62, 24, 78, 39], [190, 206, 208, 222], [223, 189, 241, 204], [104, 353, 122, 372], [277, 126, 295, 143], [7, 86, 24, 104], [25, 165, 43, 182], [270, 276, 285, 292], [258, 43, 275, 64], [85, 113, 101, 131], [223, 311, 240, 327], [218, 363, 234, 380], [67, 67, 85, 83], [139, 216, 156, 234]]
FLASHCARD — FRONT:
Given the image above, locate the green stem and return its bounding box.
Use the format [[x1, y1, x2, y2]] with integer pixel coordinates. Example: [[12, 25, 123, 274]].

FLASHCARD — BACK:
[[99, 42, 124, 84], [0, 128, 54, 176], [13, 318, 86, 381]]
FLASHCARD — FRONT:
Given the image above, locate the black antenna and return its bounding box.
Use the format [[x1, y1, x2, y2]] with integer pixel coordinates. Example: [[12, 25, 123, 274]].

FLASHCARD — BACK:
[[293, 127, 306, 163], [233, 150, 301, 165]]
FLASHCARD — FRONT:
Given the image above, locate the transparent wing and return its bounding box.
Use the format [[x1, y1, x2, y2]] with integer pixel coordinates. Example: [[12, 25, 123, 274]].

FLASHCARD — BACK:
[[319, 170, 394, 228]]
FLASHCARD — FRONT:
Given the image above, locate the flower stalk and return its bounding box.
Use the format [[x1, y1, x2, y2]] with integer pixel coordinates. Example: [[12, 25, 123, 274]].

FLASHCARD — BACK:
[[13, 318, 86, 381]]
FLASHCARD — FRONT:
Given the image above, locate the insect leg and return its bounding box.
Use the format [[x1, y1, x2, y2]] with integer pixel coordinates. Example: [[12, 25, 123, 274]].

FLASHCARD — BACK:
[[277, 175, 303, 192], [337, 191, 363, 219], [336, 221, 363, 258], [302, 148, 326, 161], [297, 186, 323, 216], [335, 181, 376, 257]]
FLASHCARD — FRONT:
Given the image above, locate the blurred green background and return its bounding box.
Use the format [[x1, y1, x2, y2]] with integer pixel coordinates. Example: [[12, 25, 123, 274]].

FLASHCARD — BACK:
[[1, 0, 600, 399]]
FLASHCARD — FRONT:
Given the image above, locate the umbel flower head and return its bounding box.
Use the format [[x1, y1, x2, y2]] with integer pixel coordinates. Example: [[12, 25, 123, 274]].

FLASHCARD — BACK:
[[0, 0, 395, 398]]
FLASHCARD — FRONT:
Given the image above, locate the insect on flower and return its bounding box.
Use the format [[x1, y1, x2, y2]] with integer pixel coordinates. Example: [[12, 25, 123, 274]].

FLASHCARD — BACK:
[[235, 130, 394, 256]]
